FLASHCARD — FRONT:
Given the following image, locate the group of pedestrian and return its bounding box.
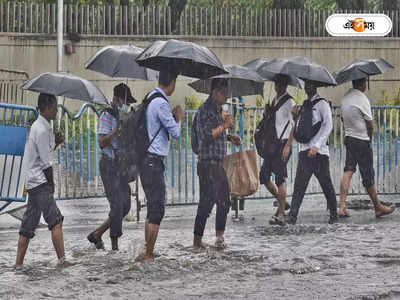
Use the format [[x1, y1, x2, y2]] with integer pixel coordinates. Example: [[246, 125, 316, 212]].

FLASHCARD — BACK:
[[14, 69, 396, 267]]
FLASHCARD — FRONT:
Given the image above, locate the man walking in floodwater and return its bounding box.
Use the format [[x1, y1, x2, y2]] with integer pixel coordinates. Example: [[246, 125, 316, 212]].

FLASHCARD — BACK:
[[260, 75, 296, 226], [139, 71, 184, 262], [16, 93, 68, 267], [339, 78, 395, 218], [286, 80, 338, 225], [87, 83, 136, 251], [192, 78, 241, 249]]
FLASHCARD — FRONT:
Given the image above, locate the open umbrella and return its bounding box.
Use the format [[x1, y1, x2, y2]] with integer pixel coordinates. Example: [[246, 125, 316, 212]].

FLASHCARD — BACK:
[[260, 56, 337, 87], [135, 39, 227, 79], [333, 58, 394, 85], [85, 45, 158, 81], [188, 64, 264, 97], [243, 58, 304, 88], [21, 72, 108, 105]]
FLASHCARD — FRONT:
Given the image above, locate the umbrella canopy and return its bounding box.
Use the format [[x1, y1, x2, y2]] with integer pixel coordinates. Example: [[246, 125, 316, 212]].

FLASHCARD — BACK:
[[85, 45, 159, 81], [22, 72, 108, 105], [135, 39, 227, 79], [333, 58, 394, 85], [243, 58, 304, 88], [188, 64, 264, 97], [260, 56, 337, 87]]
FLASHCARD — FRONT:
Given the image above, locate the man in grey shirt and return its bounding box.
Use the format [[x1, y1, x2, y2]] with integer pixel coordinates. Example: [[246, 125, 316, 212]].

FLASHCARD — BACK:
[[339, 78, 395, 218], [16, 93, 68, 267]]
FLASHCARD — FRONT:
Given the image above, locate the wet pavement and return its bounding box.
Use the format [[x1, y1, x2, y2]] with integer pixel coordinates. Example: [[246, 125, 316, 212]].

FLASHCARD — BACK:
[[1, 194, 400, 300]]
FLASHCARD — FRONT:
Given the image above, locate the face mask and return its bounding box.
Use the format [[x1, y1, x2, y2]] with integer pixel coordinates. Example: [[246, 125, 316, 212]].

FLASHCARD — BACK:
[[119, 104, 130, 113]]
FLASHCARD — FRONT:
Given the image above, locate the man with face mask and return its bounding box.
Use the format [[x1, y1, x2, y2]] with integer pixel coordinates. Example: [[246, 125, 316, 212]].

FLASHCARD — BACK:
[[87, 83, 136, 251]]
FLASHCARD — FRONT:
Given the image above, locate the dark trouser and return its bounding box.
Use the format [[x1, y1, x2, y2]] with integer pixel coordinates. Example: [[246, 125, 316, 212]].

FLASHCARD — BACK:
[[194, 161, 230, 237], [289, 151, 337, 220], [100, 156, 131, 238], [19, 183, 64, 239], [139, 153, 165, 225], [344, 136, 375, 188]]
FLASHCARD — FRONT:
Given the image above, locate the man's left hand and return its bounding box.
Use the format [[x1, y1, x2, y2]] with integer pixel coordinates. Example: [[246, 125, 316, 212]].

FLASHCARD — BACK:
[[55, 133, 64, 147], [308, 146, 319, 158], [229, 134, 242, 146]]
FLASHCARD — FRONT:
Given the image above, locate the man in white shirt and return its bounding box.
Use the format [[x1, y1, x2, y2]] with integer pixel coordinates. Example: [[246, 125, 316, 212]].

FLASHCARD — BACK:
[[339, 78, 395, 218], [286, 80, 338, 225], [260, 75, 296, 226], [16, 93, 67, 267]]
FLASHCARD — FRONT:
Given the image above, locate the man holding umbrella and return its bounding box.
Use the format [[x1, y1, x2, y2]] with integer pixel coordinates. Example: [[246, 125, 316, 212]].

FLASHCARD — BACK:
[[286, 80, 338, 225], [260, 74, 296, 226], [87, 83, 136, 251], [192, 78, 242, 249], [339, 78, 395, 218]]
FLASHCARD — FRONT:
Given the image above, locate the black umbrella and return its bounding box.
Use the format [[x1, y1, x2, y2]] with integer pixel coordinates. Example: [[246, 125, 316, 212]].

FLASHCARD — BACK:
[[85, 45, 158, 81], [243, 58, 304, 88], [135, 39, 227, 79], [188, 64, 264, 97], [21, 72, 109, 105], [333, 58, 394, 85], [260, 56, 337, 87]]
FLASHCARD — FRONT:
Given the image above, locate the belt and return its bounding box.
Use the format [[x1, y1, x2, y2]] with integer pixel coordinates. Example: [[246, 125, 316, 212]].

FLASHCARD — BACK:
[[146, 152, 164, 160]]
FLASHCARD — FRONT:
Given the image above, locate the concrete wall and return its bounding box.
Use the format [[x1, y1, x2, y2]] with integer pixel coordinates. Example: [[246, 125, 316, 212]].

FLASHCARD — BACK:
[[1, 33, 400, 111]]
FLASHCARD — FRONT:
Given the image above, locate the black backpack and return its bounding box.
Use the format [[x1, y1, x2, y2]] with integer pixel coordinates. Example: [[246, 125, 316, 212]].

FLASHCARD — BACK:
[[117, 91, 167, 182], [293, 98, 325, 144], [254, 94, 292, 158]]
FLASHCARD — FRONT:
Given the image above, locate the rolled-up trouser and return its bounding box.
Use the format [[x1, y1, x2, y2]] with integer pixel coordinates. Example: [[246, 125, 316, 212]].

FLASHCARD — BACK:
[[100, 156, 131, 238], [139, 153, 166, 226], [289, 151, 337, 220], [19, 182, 64, 239], [194, 160, 230, 237]]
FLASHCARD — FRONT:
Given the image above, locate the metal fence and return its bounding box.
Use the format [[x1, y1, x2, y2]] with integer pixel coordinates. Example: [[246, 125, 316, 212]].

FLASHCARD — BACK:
[[0, 69, 28, 106], [1, 2, 399, 37], [1, 101, 399, 214]]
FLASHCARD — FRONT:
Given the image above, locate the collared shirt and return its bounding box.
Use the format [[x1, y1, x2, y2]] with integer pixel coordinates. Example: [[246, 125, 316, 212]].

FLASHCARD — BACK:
[[146, 87, 181, 157], [25, 115, 55, 190], [299, 93, 333, 156], [272, 92, 296, 140], [195, 97, 227, 161], [98, 110, 118, 159], [341, 88, 373, 141]]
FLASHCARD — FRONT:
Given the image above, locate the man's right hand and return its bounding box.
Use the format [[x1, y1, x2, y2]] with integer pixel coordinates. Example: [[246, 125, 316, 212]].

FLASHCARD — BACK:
[[223, 114, 234, 130], [172, 105, 184, 122]]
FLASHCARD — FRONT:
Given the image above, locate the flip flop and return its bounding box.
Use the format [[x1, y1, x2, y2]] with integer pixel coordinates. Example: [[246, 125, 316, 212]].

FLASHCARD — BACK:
[[376, 206, 395, 218]]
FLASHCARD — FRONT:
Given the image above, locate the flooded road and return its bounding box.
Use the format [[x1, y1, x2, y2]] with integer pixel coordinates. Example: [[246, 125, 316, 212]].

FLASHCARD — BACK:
[[1, 195, 400, 300]]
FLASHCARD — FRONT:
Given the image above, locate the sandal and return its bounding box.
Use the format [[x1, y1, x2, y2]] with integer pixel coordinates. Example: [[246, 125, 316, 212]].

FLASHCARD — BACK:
[[87, 232, 105, 250]]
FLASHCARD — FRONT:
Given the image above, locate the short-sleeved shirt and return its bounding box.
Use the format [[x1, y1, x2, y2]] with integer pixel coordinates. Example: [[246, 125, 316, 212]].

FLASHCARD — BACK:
[[98, 110, 118, 158], [195, 97, 227, 161], [25, 115, 55, 190], [272, 92, 296, 140], [341, 88, 373, 141]]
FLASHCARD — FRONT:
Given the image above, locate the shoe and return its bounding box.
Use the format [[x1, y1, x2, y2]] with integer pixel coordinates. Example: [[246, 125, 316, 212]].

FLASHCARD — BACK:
[[87, 232, 105, 250], [328, 215, 338, 224], [273, 200, 291, 210], [285, 215, 297, 225], [269, 215, 286, 226]]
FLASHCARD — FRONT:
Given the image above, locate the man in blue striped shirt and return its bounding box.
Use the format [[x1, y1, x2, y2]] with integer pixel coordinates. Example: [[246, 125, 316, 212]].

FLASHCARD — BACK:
[[140, 71, 183, 262]]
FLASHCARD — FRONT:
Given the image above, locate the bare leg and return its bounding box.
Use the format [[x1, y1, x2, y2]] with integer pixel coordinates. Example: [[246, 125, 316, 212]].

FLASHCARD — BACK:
[[51, 223, 65, 260], [93, 218, 111, 240], [145, 223, 160, 262], [277, 183, 287, 217], [215, 230, 226, 249], [367, 184, 395, 216], [193, 234, 207, 249], [339, 171, 353, 216], [265, 180, 279, 199], [145, 219, 150, 246], [16, 235, 30, 266]]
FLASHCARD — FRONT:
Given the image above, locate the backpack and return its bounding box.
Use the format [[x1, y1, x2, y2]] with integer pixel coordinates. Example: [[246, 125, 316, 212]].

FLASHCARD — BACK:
[[117, 91, 167, 182], [254, 94, 292, 158], [191, 113, 199, 155], [293, 98, 325, 144]]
